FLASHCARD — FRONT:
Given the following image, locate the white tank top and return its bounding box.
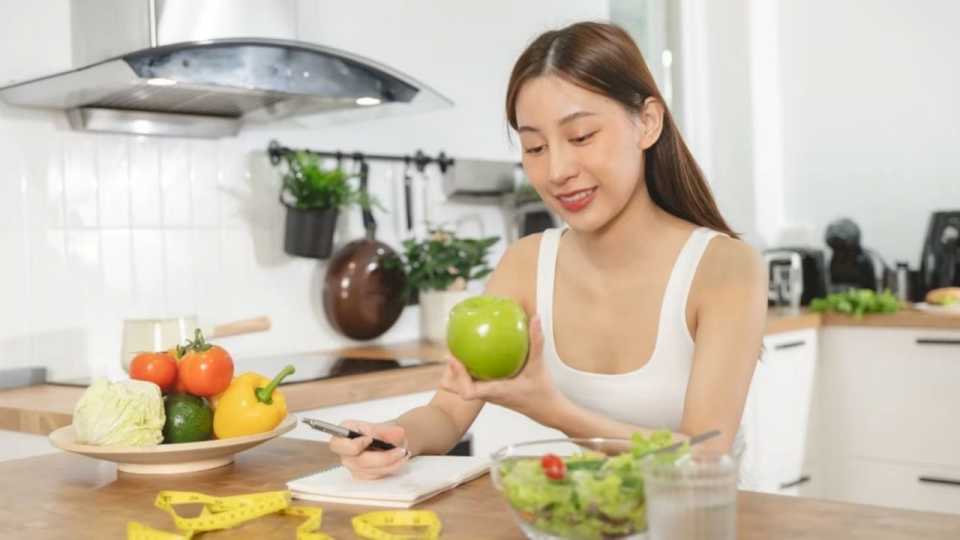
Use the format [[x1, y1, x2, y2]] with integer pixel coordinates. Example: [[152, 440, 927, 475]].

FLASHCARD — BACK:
[[536, 226, 722, 430]]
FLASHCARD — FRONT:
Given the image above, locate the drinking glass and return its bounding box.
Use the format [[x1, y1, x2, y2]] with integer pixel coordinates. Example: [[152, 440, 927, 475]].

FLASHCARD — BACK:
[[120, 316, 197, 373], [642, 449, 738, 540]]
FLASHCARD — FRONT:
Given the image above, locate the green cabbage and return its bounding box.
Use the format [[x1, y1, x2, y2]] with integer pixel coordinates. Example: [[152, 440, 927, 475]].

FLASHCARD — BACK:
[[73, 379, 165, 447]]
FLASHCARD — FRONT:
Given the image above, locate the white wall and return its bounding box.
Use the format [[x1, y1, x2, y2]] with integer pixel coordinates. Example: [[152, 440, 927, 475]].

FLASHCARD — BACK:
[[684, 0, 960, 264], [0, 1, 609, 380], [771, 0, 960, 263], [679, 0, 758, 244]]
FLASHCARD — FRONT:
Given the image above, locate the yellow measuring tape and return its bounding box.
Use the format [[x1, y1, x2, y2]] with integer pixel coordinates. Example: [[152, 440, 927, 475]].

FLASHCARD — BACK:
[[126, 490, 442, 540], [127, 490, 329, 540], [352, 510, 442, 540]]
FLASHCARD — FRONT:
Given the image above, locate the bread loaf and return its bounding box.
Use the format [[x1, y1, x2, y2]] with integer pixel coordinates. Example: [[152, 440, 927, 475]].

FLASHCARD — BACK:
[[926, 287, 960, 306]]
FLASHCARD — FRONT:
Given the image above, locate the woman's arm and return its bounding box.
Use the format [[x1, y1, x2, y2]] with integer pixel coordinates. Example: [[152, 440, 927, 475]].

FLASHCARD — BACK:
[[679, 237, 768, 452], [392, 234, 541, 457]]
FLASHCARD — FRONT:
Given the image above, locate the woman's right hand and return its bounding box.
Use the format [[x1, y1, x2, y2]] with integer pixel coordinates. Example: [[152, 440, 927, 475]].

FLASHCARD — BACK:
[[327, 420, 411, 480]]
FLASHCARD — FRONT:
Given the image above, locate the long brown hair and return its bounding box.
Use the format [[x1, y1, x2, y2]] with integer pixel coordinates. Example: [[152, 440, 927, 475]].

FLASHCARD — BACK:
[[505, 22, 737, 238]]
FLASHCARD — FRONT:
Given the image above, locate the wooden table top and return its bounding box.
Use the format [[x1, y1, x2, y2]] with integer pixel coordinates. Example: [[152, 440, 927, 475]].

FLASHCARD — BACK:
[[1, 438, 958, 539]]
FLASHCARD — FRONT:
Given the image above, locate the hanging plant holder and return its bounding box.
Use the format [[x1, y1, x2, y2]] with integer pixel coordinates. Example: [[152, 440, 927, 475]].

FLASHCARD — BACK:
[[282, 202, 338, 259]]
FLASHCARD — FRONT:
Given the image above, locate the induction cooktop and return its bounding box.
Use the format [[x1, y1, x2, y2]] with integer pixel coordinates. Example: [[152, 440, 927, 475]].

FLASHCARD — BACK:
[[236, 352, 438, 385], [47, 352, 439, 387]]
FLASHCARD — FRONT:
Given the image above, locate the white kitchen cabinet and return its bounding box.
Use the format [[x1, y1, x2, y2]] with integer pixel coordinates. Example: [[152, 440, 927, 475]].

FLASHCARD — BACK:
[[470, 403, 564, 459], [819, 458, 960, 515], [284, 392, 435, 443], [284, 391, 562, 459], [818, 327, 960, 468], [0, 429, 61, 462], [814, 326, 960, 514], [742, 328, 818, 495]]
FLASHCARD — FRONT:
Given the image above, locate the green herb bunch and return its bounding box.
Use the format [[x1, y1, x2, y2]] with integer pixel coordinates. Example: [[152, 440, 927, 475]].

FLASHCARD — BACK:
[[810, 288, 900, 318], [393, 228, 500, 293], [281, 151, 377, 210]]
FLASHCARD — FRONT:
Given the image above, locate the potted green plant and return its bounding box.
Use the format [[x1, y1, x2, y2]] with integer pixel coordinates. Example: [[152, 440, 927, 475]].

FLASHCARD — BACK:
[[393, 228, 500, 343], [279, 151, 374, 259]]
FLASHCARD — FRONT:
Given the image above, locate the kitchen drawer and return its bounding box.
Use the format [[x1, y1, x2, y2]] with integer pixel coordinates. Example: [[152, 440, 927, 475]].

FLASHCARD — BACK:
[[743, 329, 818, 494], [745, 451, 816, 497], [0, 430, 61, 462], [471, 403, 563, 459], [819, 327, 960, 468], [821, 458, 960, 515], [794, 460, 822, 499]]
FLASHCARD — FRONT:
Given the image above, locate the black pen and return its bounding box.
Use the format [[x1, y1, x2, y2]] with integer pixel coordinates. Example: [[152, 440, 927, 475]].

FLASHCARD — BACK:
[[301, 418, 403, 452]]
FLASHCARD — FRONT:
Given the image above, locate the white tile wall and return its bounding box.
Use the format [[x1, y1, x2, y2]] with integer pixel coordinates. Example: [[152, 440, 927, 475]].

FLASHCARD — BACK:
[[0, 127, 479, 381], [0, 0, 612, 383]]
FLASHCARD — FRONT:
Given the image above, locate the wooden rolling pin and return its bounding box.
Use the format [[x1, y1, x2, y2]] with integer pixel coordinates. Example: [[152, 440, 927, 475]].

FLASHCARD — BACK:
[[207, 316, 272, 338]]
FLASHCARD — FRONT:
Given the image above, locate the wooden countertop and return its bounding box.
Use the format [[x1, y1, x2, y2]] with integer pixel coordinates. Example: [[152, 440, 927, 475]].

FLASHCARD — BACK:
[[3, 307, 958, 437], [766, 306, 960, 333], [1, 438, 957, 539]]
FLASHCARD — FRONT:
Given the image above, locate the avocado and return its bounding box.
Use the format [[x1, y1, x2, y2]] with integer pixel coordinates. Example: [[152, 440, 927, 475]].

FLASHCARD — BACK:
[[162, 393, 213, 444]]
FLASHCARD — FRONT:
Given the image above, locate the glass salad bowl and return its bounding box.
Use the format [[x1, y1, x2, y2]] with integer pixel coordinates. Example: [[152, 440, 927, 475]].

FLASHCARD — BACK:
[[490, 435, 679, 540]]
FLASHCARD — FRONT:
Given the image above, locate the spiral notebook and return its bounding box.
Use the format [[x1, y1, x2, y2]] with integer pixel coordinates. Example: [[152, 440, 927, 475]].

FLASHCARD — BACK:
[[287, 456, 490, 508]]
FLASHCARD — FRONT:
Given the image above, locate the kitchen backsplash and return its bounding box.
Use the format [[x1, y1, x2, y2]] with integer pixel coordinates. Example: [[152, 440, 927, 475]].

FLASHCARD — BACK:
[[0, 0, 618, 382], [0, 125, 507, 381]]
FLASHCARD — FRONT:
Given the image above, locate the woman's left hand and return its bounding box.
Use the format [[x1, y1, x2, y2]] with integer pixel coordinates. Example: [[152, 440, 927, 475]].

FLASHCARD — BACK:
[[439, 314, 567, 423]]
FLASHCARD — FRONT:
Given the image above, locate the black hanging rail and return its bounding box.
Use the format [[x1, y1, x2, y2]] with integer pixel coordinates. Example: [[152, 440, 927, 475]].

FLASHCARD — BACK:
[[267, 139, 454, 173]]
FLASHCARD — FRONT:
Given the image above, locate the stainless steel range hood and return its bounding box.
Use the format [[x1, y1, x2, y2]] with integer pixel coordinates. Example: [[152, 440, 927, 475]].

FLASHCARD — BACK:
[[0, 0, 452, 138]]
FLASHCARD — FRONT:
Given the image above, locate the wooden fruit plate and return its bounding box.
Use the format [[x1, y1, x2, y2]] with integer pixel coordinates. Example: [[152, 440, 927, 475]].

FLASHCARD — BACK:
[[48, 414, 296, 474]]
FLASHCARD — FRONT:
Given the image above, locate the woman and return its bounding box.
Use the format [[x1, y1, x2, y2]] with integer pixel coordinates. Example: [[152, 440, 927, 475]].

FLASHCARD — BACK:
[[331, 21, 767, 480]]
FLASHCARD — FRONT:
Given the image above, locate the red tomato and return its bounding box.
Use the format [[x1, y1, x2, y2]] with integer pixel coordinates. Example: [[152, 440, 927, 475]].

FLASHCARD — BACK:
[[541, 453, 566, 480], [129, 352, 178, 393], [178, 330, 234, 397]]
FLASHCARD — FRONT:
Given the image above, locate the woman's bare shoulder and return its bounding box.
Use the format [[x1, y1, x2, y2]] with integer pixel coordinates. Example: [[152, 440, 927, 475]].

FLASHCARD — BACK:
[[697, 234, 766, 292]]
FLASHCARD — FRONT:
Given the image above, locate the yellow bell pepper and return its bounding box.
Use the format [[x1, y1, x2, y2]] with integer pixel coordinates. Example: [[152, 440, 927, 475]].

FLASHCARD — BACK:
[[213, 365, 295, 439]]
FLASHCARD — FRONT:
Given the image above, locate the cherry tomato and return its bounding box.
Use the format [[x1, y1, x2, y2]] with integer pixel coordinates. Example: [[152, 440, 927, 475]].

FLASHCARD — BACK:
[[541, 453, 566, 480], [129, 352, 178, 393], [178, 329, 234, 397]]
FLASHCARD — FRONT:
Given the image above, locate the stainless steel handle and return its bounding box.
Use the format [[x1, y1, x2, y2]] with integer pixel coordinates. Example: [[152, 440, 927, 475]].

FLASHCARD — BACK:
[[919, 475, 960, 487], [779, 475, 812, 490], [773, 340, 807, 351], [915, 339, 960, 346]]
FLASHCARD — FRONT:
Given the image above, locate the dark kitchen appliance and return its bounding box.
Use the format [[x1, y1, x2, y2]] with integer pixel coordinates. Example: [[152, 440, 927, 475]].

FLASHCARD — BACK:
[[763, 248, 828, 307], [825, 218, 887, 293], [919, 211, 960, 297]]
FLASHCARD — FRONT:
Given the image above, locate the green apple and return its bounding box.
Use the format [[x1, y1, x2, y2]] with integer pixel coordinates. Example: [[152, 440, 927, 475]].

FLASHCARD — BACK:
[[446, 295, 529, 380]]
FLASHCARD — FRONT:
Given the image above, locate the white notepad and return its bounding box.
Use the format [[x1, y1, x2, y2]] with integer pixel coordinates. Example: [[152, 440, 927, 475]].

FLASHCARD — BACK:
[[287, 456, 490, 508]]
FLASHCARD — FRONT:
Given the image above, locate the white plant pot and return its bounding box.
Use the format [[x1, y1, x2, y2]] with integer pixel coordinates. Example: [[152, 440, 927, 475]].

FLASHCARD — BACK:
[[419, 289, 474, 344]]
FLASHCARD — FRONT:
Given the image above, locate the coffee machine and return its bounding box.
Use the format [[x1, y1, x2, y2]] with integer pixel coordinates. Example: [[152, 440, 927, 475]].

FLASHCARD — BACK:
[[824, 218, 887, 293], [919, 211, 960, 296]]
